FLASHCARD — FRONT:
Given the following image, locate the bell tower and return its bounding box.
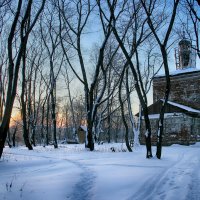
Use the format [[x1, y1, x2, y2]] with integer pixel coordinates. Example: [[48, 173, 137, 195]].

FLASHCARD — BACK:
[[153, 34, 200, 109], [175, 35, 196, 70]]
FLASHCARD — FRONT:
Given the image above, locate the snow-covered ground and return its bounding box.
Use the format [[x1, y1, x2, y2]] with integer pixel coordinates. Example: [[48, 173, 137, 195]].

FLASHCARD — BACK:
[[1, 143, 200, 200]]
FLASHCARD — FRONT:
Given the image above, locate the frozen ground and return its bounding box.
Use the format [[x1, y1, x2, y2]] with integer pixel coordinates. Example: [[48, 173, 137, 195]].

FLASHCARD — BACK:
[[0, 143, 200, 200]]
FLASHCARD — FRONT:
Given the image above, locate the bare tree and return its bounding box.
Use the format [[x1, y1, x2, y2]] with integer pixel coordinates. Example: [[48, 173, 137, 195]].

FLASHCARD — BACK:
[[125, 68, 141, 149], [40, 2, 64, 148], [61, 67, 77, 141], [22, 34, 46, 147], [0, 0, 11, 34], [118, 66, 132, 152], [0, 37, 7, 125], [0, 0, 46, 158], [141, 0, 180, 159], [57, 0, 120, 150], [0, 0, 11, 7], [106, 0, 155, 157]]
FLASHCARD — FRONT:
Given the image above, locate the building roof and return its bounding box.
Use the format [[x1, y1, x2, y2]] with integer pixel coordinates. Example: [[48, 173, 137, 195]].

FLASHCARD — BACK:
[[141, 113, 183, 119], [138, 99, 200, 118], [155, 68, 200, 78], [79, 125, 87, 132], [165, 100, 200, 114]]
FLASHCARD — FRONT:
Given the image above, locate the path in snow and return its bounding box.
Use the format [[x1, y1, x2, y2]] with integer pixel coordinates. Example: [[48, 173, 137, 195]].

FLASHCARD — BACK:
[[0, 151, 82, 200], [1, 149, 97, 200], [185, 148, 200, 200], [128, 148, 200, 200], [1, 144, 200, 200], [66, 159, 96, 200]]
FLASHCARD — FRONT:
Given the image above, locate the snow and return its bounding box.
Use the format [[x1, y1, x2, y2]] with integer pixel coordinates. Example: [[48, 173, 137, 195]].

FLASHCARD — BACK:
[[142, 113, 183, 119], [145, 130, 148, 137], [80, 125, 87, 132], [155, 67, 200, 78], [157, 128, 160, 137], [164, 100, 200, 114], [143, 100, 200, 119], [1, 143, 200, 200]]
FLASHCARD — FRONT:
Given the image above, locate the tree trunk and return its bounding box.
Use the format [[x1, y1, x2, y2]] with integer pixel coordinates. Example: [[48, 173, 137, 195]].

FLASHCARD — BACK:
[[46, 97, 50, 146], [87, 118, 94, 151], [0, 121, 9, 156], [12, 126, 17, 147], [141, 0, 179, 159], [156, 47, 171, 159], [7, 128, 12, 148], [41, 101, 45, 145], [0, 0, 46, 158], [51, 79, 58, 149], [111, 22, 152, 158], [41, 93, 49, 146], [21, 40, 33, 150], [31, 129, 36, 147], [0, 0, 22, 159], [119, 67, 132, 152]]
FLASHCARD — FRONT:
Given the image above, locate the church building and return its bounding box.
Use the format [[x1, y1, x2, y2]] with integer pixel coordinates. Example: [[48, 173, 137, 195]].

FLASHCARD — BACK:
[[140, 38, 200, 145]]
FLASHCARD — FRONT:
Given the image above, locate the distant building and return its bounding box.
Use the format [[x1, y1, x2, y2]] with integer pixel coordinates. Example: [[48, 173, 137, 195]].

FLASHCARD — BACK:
[[140, 38, 200, 145], [78, 125, 87, 144]]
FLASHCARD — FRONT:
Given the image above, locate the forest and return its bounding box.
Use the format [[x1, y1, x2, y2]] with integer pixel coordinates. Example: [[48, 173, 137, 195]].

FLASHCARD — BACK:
[[0, 0, 199, 159]]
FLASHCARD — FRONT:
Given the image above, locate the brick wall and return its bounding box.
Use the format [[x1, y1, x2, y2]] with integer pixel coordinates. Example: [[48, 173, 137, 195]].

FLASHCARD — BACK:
[[153, 71, 200, 110]]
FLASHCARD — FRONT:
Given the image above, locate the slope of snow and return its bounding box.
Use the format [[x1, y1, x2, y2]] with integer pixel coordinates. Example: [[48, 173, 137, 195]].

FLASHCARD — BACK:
[[167, 100, 200, 114], [1, 143, 200, 200]]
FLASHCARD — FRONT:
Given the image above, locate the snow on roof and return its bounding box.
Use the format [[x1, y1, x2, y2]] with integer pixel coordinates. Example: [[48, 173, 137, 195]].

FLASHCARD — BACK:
[[80, 125, 87, 132], [155, 67, 200, 78], [142, 113, 183, 119], [162, 100, 200, 114]]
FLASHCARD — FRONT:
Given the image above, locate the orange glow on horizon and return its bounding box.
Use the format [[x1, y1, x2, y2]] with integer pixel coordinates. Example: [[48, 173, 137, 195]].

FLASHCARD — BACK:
[[10, 109, 21, 127]]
